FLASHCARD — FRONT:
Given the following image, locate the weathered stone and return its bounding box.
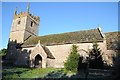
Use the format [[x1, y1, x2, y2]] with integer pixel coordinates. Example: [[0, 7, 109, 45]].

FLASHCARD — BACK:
[[6, 3, 119, 68]]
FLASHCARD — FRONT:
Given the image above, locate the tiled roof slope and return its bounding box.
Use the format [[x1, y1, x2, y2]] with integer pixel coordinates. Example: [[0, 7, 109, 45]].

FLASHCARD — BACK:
[[105, 31, 120, 50], [22, 28, 103, 47]]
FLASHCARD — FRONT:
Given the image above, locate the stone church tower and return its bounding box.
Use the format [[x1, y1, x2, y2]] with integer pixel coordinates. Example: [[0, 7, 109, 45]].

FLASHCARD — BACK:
[[9, 3, 40, 43], [5, 3, 117, 68], [6, 3, 40, 64]]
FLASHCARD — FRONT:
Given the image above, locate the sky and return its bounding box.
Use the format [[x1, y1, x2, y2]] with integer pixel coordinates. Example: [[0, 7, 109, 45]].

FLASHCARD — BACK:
[[1, 2, 118, 49]]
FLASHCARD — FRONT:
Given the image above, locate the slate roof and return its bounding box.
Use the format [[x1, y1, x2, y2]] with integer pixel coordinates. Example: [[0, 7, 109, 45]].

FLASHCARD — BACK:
[[22, 28, 104, 47]]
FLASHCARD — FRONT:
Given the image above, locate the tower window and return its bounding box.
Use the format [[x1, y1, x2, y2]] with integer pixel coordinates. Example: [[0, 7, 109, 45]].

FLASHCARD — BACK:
[[31, 21, 34, 27], [18, 21, 21, 25]]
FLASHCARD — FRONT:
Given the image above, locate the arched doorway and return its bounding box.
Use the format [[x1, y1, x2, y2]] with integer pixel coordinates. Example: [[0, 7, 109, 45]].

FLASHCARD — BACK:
[[34, 54, 42, 68]]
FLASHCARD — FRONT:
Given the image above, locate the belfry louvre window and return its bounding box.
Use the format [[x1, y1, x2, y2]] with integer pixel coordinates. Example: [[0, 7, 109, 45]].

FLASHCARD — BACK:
[[18, 21, 21, 25], [31, 21, 34, 27]]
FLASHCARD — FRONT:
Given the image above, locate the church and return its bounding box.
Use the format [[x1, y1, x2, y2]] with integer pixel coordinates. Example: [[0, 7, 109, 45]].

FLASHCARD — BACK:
[[6, 4, 119, 68]]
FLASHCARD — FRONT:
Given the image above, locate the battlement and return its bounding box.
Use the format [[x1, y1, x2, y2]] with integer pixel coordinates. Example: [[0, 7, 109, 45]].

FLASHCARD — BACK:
[[10, 3, 40, 43], [14, 12, 40, 22], [13, 3, 40, 22]]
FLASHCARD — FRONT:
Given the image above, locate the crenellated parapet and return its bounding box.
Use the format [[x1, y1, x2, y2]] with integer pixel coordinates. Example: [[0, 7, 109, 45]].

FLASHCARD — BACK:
[[13, 3, 40, 23], [10, 3, 40, 43], [29, 13, 40, 22], [14, 12, 40, 22]]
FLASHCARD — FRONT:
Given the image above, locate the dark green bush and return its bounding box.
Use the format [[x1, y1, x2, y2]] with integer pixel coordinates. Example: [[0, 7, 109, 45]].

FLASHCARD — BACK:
[[64, 45, 79, 72], [89, 42, 104, 69], [0, 48, 7, 56]]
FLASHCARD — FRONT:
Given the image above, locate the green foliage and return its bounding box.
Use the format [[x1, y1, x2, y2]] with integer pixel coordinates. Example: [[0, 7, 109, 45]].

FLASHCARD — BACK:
[[64, 45, 79, 72], [0, 48, 7, 56], [89, 42, 100, 58], [2, 67, 60, 78], [89, 42, 103, 69]]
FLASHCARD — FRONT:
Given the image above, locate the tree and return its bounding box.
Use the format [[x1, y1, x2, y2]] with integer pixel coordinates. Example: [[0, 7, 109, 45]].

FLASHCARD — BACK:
[[89, 42, 104, 69], [64, 45, 79, 72], [0, 48, 7, 56]]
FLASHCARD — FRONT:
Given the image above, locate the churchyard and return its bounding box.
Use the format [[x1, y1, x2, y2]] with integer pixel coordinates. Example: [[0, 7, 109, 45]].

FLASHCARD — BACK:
[[2, 63, 114, 80]]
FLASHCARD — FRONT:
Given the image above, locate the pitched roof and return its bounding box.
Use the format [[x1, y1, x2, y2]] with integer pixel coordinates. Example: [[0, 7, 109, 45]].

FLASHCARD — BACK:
[[105, 31, 120, 50], [41, 45, 55, 59], [22, 28, 103, 47]]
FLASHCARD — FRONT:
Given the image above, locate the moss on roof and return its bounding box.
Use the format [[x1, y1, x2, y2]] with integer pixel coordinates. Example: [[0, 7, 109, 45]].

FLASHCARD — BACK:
[[105, 31, 120, 50], [41, 45, 55, 59], [22, 28, 103, 47]]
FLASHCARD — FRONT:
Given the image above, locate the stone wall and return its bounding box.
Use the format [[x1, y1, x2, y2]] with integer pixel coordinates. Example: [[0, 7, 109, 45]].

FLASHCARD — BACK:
[[12, 40, 118, 68], [103, 50, 118, 66], [10, 16, 27, 43], [15, 49, 29, 66], [46, 42, 107, 68], [26, 16, 39, 35], [46, 58, 55, 68], [28, 44, 47, 68], [10, 13, 39, 43]]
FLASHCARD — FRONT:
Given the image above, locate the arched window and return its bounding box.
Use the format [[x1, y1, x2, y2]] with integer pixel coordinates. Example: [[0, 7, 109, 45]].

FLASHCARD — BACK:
[[18, 21, 21, 25], [30, 21, 34, 27]]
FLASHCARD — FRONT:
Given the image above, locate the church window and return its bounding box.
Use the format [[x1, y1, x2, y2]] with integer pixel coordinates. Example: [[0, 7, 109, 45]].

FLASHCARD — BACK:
[[31, 21, 34, 27], [18, 21, 21, 25]]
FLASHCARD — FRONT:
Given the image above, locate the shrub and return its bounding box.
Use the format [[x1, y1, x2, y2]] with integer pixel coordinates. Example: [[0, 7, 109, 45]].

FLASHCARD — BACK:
[[64, 45, 79, 72], [89, 42, 104, 69], [0, 48, 7, 56]]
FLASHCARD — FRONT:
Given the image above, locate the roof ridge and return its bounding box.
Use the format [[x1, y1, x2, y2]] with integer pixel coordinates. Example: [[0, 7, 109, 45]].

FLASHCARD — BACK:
[[39, 28, 97, 37], [22, 28, 104, 47]]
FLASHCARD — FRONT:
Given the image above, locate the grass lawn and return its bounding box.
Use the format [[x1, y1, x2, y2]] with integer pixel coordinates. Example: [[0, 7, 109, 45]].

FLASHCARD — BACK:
[[2, 67, 66, 79], [2, 63, 76, 79], [2, 63, 115, 80]]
